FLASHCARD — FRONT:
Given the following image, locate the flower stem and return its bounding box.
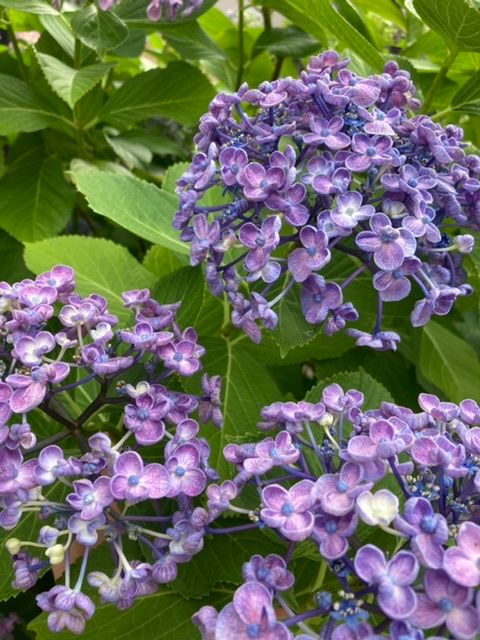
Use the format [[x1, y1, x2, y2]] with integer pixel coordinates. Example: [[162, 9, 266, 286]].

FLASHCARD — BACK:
[[236, 0, 245, 89]]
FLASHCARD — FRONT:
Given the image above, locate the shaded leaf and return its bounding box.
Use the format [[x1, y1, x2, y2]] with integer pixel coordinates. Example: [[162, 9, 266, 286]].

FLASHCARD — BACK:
[[413, 0, 480, 52], [71, 5, 129, 56], [70, 166, 188, 255]]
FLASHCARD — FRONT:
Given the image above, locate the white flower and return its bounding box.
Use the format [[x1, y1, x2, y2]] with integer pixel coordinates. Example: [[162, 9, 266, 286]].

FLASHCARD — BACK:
[[356, 489, 399, 526]]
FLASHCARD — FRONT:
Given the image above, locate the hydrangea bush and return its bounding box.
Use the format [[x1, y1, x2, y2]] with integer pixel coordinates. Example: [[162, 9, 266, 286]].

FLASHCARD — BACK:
[[175, 51, 479, 349], [0, 266, 225, 634]]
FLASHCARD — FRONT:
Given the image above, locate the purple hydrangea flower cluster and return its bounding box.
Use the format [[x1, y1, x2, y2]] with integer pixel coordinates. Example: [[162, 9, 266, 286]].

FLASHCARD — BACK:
[[192, 386, 480, 639], [0, 265, 225, 634], [174, 51, 479, 349], [52, 0, 204, 21]]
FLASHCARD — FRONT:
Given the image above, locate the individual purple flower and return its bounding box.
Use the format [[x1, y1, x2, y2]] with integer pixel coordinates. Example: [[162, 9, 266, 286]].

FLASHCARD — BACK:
[[0, 447, 36, 495], [12, 552, 42, 589], [417, 393, 459, 422], [66, 477, 112, 520], [330, 191, 374, 229], [356, 213, 416, 270], [165, 443, 206, 497], [288, 227, 331, 282], [242, 554, 295, 592], [110, 451, 169, 503], [402, 203, 442, 243], [239, 216, 281, 272], [120, 322, 172, 351], [0, 383, 12, 429], [192, 605, 217, 640], [35, 264, 75, 302], [300, 275, 343, 324], [158, 331, 205, 376], [336, 69, 381, 107], [36, 586, 95, 635], [219, 147, 248, 186], [322, 383, 364, 413], [304, 115, 350, 150], [347, 329, 400, 351], [13, 331, 56, 366], [190, 215, 221, 266], [312, 510, 357, 560], [410, 286, 460, 327], [7, 363, 70, 413], [34, 445, 75, 485], [260, 480, 316, 541], [198, 374, 223, 427], [242, 431, 299, 474], [444, 522, 480, 587], [81, 344, 133, 376], [239, 163, 285, 201], [265, 184, 309, 226], [214, 581, 292, 640], [394, 497, 448, 569], [315, 461, 371, 516], [373, 257, 422, 302], [68, 514, 106, 547], [347, 418, 414, 461], [411, 569, 479, 639], [345, 134, 393, 172], [123, 393, 167, 445], [354, 545, 418, 619]]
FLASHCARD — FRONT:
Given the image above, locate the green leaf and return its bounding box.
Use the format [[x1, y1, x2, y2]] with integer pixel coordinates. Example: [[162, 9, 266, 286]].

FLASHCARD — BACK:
[[154, 266, 205, 327], [71, 5, 129, 56], [419, 321, 480, 402], [0, 231, 31, 282], [29, 590, 230, 640], [252, 26, 320, 58], [173, 530, 284, 598], [0, 0, 58, 14], [259, 0, 384, 69], [70, 166, 188, 255], [451, 70, 480, 112], [36, 53, 113, 108], [101, 61, 215, 127], [0, 73, 70, 135], [24, 236, 156, 323], [143, 245, 186, 278], [40, 13, 76, 58], [160, 21, 227, 60], [274, 286, 320, 357], [190, 337, 282, 476], [306, 367, 394, 410], [0, 157, 74, 242], [413, 0, 480, 52]]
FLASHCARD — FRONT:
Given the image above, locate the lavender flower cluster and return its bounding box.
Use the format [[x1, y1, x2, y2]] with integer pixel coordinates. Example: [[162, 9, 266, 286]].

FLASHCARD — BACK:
[[174, 51, 480, 350], [193, 387, 480, 639], [52, 0, 204, 21], [0, 265, 224, 634]]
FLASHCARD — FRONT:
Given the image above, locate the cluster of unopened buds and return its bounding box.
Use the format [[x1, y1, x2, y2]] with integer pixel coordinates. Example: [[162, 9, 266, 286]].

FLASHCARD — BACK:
[[0, 265, 223, 634], [193, 387, 480, 639], [175, 50, 479, 350], [52, 0, 204, 21]]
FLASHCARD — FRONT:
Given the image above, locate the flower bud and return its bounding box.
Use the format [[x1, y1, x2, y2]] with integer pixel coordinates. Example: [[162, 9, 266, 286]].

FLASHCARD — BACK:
[[319, 412, 334, 427], [45, 544, 65, 565], [6, 538, 21, 555]]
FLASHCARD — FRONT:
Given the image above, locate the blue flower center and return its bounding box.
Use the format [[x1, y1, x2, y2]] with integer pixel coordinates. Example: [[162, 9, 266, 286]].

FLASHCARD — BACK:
[[83, 493, 95, 505], [344, 206, 355, 217], [270, 447, 278, 458], [306, 246, 317, 257], [325, 520, 338, 533], [257, 567, 269, 579], [321, 128, 330, 137], [231, 163, 239, 174], [247, 624, 261, 638], [175, 466, 186, 477], [255, 237, 266, 247], [281, 502, 295, 516], [392, 270, 403, 279], [138, 409, 150, 420], [174, 353, 183, 362], [420, 515, 437, 534], [313, 293, 323, 303], [408, 178, 418, 187], [140, 333, 150, 341], [260, 179, 270, 190], [100, 354, 109, 362], [128, 475, 140, 486], [336, 480, 348, 493], [47, 278, 56, 286], [438, 597, 454, 613], [367, 147, 376, 157]]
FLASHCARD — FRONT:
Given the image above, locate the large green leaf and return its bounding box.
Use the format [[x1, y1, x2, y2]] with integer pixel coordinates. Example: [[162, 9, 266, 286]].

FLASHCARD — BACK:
[[190, 337, 282, 476], [306, 367, 394, 410], [413, 0, 480, 52], [160, 21, 227, 60], [71, 167, 188, 255], [71, 5, 129, 56], [40, 13, 76, 58], [101, 61, 215, 127], [252, 25, 320, 58], [24, 236, 156, 323], [274, 286, 320, 357], [143, 245, 186, 279], [451, 70, 480, 113], [154, 266, 205, 328], [29, 590, 230, 640], [259, 0, 384, 69], [0, 157, 74, 242], [36, 53, 113, 108], [0, 74, 71, 135], [0, 0, 58, 14], [419, 321, 480, 402]]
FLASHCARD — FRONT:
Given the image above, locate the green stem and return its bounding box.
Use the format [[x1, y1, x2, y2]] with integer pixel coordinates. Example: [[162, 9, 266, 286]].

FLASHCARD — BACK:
[[262, 7, 272, 31], [6, 18, 28, 81], [421, 49, 458, 114], [236, 0, 245, 89]]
